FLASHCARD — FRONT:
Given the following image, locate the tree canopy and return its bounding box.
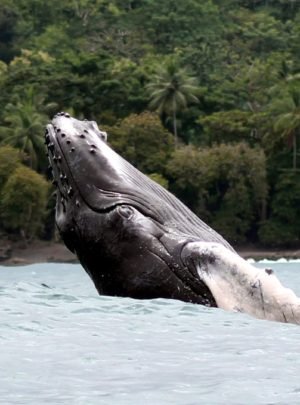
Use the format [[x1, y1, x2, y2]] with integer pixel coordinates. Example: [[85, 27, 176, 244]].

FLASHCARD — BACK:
[[0, 0, 300, 245]]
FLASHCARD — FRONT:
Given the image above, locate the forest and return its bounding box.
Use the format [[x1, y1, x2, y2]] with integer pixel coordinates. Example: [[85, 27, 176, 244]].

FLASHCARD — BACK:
[[0, 0, 299, 247]]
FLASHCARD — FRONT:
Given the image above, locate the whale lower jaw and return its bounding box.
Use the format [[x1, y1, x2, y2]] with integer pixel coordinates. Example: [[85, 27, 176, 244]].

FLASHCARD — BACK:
[[188, 242, 300, 324]]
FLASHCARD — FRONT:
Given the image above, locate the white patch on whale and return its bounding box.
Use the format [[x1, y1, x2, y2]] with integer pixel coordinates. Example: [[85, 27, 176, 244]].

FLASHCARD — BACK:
[[188, 242, 300, 324]]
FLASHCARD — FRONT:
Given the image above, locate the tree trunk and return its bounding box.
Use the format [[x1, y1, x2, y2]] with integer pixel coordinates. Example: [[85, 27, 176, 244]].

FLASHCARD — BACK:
[[172, 105, 177, 148]]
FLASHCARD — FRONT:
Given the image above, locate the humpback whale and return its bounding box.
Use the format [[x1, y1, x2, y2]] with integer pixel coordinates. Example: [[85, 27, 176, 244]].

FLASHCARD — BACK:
[[45, 112, 300, 325]]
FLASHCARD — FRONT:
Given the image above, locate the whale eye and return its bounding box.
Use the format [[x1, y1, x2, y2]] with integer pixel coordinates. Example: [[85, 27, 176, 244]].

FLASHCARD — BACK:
[[117, 205, 134, 219]]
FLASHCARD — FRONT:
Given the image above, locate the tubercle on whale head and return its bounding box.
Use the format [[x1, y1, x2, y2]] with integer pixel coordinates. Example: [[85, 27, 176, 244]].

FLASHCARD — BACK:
[[46, 112, 107, 151], [45, 112, 114, 213], [45, 113, 109, 247]]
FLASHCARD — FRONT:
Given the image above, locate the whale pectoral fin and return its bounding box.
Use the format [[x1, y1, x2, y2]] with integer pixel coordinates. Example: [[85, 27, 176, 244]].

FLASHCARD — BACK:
[[181, 241, 244, 312], [181, 241, 300, 325], [181, 241, 217, 276]]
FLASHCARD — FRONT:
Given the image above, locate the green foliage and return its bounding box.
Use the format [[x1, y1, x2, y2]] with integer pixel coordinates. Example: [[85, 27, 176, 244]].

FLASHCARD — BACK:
[[0, 1, 18, 62], [0, 145, 21, 191], [147, 173, 169, 189], [146, 58, 200, 144], [0, 166, 50, 239], [107, 111, 174, 174], [167, 143, 268, 244], [258, 172, 300, 247], [199, 110, 259, 145], [0, 0, 299, 245], [127, 0, 222, 53], [0, 86, 53, 170], [268, 84, 300, 169], [226, 9, 287, 55]]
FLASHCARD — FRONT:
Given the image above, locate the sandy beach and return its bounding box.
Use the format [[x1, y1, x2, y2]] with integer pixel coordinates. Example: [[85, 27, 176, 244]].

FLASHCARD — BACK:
[[0, 240, 77, 266], [1, 239, 300, 266]]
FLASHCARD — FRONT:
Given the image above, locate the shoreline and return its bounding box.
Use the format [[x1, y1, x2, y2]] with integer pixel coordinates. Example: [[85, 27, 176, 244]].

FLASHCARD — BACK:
[[1, 240, 300, 266], [0, 240, 77, 266]]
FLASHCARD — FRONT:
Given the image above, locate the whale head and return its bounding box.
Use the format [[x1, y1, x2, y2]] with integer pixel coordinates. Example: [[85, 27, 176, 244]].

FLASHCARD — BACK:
[[45, 113, 223, 303]]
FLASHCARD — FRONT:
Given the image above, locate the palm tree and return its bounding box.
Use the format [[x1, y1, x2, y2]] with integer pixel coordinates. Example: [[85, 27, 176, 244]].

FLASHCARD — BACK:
[[0, 87, 56, 170], [272, 88, 300, 170], [146, 61, 200, 146]]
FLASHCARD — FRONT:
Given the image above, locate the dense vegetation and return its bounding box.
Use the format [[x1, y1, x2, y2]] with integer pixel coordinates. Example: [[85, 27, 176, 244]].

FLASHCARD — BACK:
[[0, 0, 299, 246]]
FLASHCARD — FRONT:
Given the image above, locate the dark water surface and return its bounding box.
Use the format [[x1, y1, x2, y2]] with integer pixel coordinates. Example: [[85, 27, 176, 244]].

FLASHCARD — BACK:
[[1, 261, 300, 404]]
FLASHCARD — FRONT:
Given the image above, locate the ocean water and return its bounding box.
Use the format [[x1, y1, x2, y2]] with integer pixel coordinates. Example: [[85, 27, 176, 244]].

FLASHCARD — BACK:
[[1, 261, 300, 405]]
